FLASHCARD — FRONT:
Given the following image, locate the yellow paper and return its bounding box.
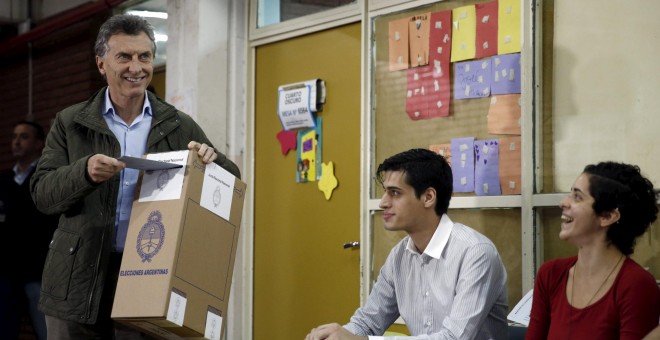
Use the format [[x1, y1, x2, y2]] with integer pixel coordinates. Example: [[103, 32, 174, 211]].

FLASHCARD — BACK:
[[318, 162, 339, 200], [299, 129, 317, 182], [450, 5, 477, 62], [498, 0, 521, 54]]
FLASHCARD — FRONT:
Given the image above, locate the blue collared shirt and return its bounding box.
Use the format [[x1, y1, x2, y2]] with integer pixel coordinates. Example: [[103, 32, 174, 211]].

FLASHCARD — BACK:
[[13, 160, 38, 185], [102, 89, 153, 252]]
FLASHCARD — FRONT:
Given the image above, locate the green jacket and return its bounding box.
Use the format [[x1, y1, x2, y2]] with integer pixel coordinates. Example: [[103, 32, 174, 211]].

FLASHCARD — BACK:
[[30, 88, 240, 324]]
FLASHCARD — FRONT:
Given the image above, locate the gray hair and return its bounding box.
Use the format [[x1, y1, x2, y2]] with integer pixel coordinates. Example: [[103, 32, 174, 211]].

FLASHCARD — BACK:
[[94, 14, 156, 58]]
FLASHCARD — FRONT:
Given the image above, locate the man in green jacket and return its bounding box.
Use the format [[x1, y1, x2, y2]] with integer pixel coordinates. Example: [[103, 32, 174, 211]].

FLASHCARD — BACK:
[[30, 14, 240, 339]]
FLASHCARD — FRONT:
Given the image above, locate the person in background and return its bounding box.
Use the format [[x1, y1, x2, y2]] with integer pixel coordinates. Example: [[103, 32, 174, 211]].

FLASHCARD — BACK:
[[0, 121, 58, 340], [30, 14, 240, 339], [305, 148, 508, 340], [525, 161, 660, 339]]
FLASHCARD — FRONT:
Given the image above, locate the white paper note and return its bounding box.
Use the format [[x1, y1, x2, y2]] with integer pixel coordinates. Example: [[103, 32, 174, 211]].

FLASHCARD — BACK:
[[138, 150, 189, 202], [507, 289, 533, 326]]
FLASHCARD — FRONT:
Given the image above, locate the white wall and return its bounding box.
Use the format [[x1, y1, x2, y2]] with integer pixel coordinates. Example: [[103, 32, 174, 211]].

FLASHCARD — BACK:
[[165, 1, 247, 338], [552, 0, 660, 190]]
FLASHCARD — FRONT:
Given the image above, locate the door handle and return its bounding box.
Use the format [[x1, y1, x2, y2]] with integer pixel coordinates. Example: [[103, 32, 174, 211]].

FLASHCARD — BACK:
[[343, 241, 360, 249]]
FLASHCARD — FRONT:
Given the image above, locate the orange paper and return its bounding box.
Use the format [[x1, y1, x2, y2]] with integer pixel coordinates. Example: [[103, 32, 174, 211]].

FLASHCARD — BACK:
[[389, 18, 410, 71], [488, 94, 521, 135], [430, 143, 452, 166], [408, 13, 431, 67], [499, 136, 521, 195]]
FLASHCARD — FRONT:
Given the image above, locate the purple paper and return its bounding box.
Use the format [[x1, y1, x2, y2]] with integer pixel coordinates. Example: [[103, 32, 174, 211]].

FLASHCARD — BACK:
[[453, 59, 492, 99], [491, 53, 521, 95], [451, 137, 475, 193], [474, 139, 501, 196]]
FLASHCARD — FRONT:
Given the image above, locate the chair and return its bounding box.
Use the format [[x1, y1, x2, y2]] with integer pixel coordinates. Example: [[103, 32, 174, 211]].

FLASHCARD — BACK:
[[508, 324, 527, 340]]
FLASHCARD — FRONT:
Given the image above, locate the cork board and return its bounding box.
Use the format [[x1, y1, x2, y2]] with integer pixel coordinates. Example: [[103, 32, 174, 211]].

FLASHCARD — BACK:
[[372, 0, 516, 199]]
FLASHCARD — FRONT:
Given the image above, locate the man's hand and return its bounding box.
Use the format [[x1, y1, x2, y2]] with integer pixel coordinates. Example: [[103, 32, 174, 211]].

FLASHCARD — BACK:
[[188, 141, 217, 164], [304, 323, 366, 340], [87, 154, 125, 183]]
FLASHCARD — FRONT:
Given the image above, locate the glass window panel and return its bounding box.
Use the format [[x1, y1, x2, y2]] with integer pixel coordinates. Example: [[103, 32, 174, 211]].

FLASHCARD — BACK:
[[371, 0, 523, 200], [258, 0, 356, 28]]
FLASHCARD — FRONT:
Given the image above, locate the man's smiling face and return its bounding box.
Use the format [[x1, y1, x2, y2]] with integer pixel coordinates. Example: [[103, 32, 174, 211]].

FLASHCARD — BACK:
[[96, 32, 154, 100]]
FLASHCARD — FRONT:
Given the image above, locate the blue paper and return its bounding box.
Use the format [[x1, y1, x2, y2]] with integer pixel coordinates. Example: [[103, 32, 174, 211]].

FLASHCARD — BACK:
[[474, 139, 501, 196], [491, 53, 521, 94], [451, 137, 475, 193], [454, 59, 492, 99]]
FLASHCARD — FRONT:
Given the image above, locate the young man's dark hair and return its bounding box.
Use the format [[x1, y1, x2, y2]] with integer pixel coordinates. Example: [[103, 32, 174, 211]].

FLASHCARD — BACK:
[[376, 148, 453, 216]]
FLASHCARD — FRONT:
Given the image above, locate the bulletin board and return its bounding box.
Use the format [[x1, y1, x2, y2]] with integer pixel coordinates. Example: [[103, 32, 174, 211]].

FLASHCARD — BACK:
[[372, 0, 521, 199]]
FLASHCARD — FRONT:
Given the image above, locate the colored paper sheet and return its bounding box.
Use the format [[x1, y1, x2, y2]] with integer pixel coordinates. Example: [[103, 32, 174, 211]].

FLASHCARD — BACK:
[[276, 129, 297, 155], [498, 0, 521, 54], [488, 94, 521, 135], [409, 13, 431, 67], [389, 18, 409, 71], [499, 136, 521, 195], [405, 10, 452, 120], [454, 58, 492, 99], [296, 118, 322, 183], [450, 5, 476, 62], [405, 66, 432, 120], [429, 10, 452, 65], [475, 0, 498, 58], [451, 137, 475, 193], [491, 53, 521, 94], [474, 139, 501, 196], [318, 161, 338, 200], [429, 143, 452, 166], [427, 10, 452, 118]]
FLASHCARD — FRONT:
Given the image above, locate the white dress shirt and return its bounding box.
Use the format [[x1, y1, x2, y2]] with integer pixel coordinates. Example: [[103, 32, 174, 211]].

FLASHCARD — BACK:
[[344, 214, 508, 339]]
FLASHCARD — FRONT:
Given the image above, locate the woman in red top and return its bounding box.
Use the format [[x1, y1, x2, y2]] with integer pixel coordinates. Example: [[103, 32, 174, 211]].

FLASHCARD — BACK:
[[526, 162, 660, 340]]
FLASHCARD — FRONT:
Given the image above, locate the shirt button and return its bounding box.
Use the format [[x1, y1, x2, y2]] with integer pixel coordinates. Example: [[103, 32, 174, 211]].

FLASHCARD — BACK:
[[425, 291, 429, 296]]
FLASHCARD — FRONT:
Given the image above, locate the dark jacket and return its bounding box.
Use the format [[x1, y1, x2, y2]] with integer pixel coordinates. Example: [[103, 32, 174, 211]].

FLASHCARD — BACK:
[[0, 166, 58, 282], [30, 88, 240, 324]]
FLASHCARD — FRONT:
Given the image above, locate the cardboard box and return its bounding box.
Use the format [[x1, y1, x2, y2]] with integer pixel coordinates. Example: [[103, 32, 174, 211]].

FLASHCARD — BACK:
[[112, 150, 246, 340]]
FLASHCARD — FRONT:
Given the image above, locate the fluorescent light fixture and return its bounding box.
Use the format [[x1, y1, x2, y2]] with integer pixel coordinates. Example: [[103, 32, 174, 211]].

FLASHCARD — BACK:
[[154, 33, 168, 42], [126, 10, 168, 19]]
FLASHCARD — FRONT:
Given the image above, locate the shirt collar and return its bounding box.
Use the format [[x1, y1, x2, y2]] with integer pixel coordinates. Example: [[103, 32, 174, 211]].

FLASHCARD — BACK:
[[406, 213, 454, 259], [13, 159, 39, 176], [102, 88, 153, 118]]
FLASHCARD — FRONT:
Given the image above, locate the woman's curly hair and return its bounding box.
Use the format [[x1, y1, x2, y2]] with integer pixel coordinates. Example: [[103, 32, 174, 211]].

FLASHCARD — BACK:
[[583, 162, 658, 255]]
